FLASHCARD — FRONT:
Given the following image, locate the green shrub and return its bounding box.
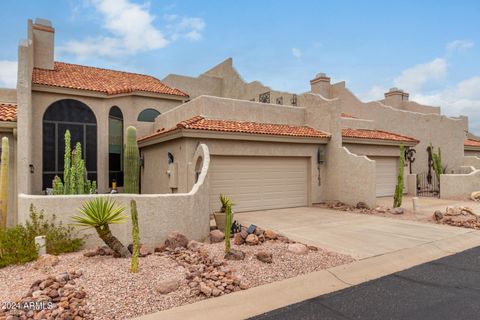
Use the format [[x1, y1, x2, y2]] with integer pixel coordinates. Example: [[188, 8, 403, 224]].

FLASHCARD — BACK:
[[25, 204, 85, 255], [0, 225, 38, 268]]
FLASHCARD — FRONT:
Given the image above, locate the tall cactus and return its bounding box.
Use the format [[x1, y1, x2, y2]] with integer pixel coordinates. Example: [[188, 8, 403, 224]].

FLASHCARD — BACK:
[[74, 142, 85, 194], [130, 199, 139, 273], [63, 130, 71, 194], [224, 203, 232, 254], [393, 144, 405, 208], [124, 126, 140, 194], [0, 137, 9, 229]]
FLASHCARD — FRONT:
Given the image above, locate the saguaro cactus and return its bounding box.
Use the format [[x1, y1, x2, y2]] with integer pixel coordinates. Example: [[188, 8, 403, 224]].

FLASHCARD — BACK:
[[393, 144, 405, 208], [124, 126, 140, 194], [130, 199, 139, 273], [63, 130, 71, 194], [0, 137, 9, 229], [74, 142, 85, 194]]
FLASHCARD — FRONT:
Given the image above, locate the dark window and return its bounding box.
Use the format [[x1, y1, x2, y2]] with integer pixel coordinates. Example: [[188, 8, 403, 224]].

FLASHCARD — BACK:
[[137, 108, 161, 122], [42, 99, 97, 190], [109, 106, 123, 187]]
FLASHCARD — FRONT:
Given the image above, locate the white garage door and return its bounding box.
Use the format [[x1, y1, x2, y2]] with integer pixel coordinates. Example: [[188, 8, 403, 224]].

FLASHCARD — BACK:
[[371, 157, 398, 197], [209, 156, 308, 212]]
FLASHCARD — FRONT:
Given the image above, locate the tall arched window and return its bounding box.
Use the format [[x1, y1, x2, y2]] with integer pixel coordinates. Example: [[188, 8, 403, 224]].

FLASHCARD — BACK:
[[42, 99, 97, 190], [137, 108, 161, 122], [109, 106, 123, 187]]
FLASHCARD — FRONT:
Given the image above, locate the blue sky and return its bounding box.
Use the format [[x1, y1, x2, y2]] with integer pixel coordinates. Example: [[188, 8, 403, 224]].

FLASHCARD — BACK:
[[1, 0, 480, 132]]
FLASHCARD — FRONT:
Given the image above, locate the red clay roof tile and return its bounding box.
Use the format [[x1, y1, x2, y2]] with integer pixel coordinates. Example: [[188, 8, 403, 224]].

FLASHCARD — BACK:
[[139, 116, 331, 142], [342, 128, 418, 143], [0, 103, 17, 122], [32, 62, 188, 97], [341, 113, 357, 119], [465, 138, 480, 147]]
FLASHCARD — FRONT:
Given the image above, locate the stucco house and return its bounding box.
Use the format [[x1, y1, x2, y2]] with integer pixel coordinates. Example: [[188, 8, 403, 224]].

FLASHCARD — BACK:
[[1, 18, 479, 227]]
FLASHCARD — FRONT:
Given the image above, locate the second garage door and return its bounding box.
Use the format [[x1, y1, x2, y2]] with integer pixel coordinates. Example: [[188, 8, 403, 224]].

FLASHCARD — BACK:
[[209, 156, 308, 212], [371, 156, 398, 197]]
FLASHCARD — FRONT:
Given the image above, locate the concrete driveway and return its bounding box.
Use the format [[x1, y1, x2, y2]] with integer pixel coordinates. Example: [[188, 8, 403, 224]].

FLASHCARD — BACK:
[[236, 206, 473, 259]]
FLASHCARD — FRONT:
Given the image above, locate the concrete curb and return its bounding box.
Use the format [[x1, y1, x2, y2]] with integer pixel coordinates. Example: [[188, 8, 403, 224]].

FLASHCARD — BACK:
[[134, 230, 480, 320]]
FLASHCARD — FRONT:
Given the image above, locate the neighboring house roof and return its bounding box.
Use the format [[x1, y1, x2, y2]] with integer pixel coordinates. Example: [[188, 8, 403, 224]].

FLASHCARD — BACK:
[[139, 115, 331, 142], [465, 138, 480, 148], [32, 62, 189, 97], [0, 103, 17, 122], [341, 113, 357, 119], [342, 128, 418, 144]]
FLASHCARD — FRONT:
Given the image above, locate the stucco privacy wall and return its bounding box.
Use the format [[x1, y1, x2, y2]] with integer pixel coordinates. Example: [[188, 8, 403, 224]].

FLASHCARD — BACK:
[[440, 170, 480, 199], [30, 91, 182, 194], [340, 118, 375, 130], [153, 95, 306, 131], [17, 144, 211, 249], [333, 85, 466, 174], [299, 93, 376, 207]]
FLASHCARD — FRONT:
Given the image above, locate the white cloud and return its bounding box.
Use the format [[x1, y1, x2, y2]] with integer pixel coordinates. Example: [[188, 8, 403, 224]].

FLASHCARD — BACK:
[[447, 40, 474, 53], [0, 60, 17, 88], [358, 85, 386, 101], [292, 48, 302, 59], [167, 17, 206, 41], [59, 0, 205, 59], [393, 58, 447, 92]]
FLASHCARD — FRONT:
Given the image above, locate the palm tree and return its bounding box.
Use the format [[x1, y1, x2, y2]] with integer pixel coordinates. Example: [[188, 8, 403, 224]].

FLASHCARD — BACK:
[[72, 197, 131, 257]]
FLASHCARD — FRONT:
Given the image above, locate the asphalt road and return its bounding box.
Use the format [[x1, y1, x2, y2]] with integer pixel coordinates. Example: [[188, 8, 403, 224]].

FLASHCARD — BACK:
[[251, 246, 480, 320]]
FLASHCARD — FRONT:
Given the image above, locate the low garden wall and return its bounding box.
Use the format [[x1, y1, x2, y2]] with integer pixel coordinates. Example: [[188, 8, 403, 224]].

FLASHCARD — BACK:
[[440, 168, 480, 199], [17, 144, 211, 249]]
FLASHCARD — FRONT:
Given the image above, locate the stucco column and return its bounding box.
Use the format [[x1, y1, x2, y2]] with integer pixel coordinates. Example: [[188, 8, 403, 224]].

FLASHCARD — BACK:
[[96, 106, 109, 193]]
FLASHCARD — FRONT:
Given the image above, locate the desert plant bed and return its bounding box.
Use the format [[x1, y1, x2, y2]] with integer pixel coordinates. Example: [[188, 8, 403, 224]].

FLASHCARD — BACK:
[[0, 232, 353, 320]]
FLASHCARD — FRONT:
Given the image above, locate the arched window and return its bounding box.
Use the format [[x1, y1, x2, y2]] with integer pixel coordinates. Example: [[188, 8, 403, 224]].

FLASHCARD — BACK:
[[137, 108, 161, 122], [42, 99, 97, 190], [109, 106, 123, 187]]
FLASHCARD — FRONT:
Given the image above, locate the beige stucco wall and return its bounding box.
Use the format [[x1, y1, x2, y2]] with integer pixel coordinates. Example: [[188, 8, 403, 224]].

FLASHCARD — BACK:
[[17, 144, 211, 249], [0, 89, 17, 103], [30, 90, 183, 194], [0, 130, 17, 226], [441, 170, 480, 199], [341, 118, 375, 130], [332, 85, 466, 176]]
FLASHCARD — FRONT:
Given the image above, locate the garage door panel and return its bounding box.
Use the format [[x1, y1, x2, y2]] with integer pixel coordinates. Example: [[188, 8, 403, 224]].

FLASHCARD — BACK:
[[371, 157, 398, 197], [209, 156, 308, 212]]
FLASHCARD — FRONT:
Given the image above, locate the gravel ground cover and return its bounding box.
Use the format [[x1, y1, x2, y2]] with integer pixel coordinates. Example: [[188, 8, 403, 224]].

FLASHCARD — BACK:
[[1, 238, 353, 320]]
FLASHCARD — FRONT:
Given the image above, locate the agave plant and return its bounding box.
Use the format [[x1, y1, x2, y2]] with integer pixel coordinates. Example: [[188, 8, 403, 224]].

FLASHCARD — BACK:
[[219, 194, 234, 213], [72, 197, 131, 257]]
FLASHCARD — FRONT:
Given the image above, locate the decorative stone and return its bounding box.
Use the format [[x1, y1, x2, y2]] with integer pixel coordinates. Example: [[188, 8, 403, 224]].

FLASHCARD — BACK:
[[375, 206, 387, 213], [233, 233, 245, 245], [224, 249, 245, 261], [212, 288, 222, 297], [254, 227, 265, 236], [154, 244, 167, 253], [209, 230, 225, 243], [139, 243, 151, 257], [187, 240, 203, 251], [200, 282, 212, 297], [240, 230, 248, 239], [392, 207, 404, 215], [33, 254, 59, 270], [256, 251, 273, 263], [165, 231, 189, 249], [471, 191, 480, 201], [245, 234, 259, 245], [264, 230, 277, 240], [287, 243, 308, 255], [434, 210, 444, 221], [156, 280, 180, 294], [83, 251, 97, 257], [308, 245, 319, 251], [356, 201, 369, 209]]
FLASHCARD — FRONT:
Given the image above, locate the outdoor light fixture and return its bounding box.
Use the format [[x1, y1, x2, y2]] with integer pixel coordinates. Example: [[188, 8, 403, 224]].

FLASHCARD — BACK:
[[29, 164, 34, 174], [317, 147, 326, 164], [140, 154, 145, 168]]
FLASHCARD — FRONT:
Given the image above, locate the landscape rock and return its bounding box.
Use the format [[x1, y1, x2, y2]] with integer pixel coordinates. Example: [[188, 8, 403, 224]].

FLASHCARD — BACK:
[[83, 251, 97, 257], [209, 230, 225, 243], [224, 249, 245, 261], [156, 280, 180, 294], [471, 191, 480, 201], [200, 282, 212, 297], [255, 227, 265, 236], [375, 206, 387, 213], [256, 251, 273, 263], [165, 231, 189, 249], [33, 254, 59, 270], [187, 240, 203, 251], [356, 201, 369, 209], [391, 207, 404, 215], [434, 210, 444, 221], [154, 244, 167, 253], [308, 245, 319, 251], [240, 230, 248, 239], [287, 243, 309, 255], [264, 230, 277, 240], [245, 234, 259, 245], [233, 233, 245, 245], [139, 243, 151, 257]]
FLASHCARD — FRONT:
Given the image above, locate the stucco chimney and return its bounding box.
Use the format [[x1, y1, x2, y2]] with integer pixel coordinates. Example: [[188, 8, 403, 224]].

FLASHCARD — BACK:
[[310, 73, 331, 98], [31, 18, 54, 70], [384, 87, 409, 109]]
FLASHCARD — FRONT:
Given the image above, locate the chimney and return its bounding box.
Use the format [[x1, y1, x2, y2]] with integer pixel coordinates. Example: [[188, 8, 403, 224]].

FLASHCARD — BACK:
[[310, 73, 331, 98], [31, 18, 54, 70], [384, 87, 409, 109]]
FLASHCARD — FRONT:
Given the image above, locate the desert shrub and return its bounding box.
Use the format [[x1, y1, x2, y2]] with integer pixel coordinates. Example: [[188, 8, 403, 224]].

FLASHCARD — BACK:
[[24, 204, 85, 255], [0, 225, 38, 268]]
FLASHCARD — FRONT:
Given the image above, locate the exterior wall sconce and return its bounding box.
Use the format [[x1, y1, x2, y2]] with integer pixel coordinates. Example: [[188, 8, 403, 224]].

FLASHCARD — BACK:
[[140, 154, 144, 168], [317, 148, 326, 165], [29, 164, 35, 174]]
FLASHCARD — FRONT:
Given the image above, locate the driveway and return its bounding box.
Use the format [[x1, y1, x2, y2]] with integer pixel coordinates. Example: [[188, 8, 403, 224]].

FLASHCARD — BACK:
[[236, 206, 472, 259]]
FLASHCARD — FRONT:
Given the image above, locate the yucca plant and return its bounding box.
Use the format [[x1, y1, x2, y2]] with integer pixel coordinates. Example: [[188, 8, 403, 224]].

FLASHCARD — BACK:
[[219, 194, 234, 213], [72, 197, 131, 257]]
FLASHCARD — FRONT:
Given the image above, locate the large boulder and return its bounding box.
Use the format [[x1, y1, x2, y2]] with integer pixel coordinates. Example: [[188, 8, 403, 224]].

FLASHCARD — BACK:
[[264, 230, 277, 240], [245, 234, 259, 245], [209, 230, 225, 243], [165, 231, 189, 249], [471, 191, 480, 201], [287, 243, 308, 255]]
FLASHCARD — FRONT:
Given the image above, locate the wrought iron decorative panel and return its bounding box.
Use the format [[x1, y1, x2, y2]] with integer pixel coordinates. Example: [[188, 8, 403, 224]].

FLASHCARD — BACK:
[[259, 91, 270, 103]]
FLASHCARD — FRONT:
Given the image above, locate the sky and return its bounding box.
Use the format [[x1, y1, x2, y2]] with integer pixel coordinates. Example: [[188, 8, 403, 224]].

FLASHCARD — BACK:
[[1, 0, 480, 133]]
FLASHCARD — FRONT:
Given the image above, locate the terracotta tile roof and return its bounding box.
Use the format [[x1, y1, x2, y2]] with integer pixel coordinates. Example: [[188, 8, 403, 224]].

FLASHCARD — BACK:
[[0, 103, 17, 122], [139, 116, 331, 142], [341, 113, 357, 119], [465, 138, 480, 147], [32, 62, 188, 97], [342, 128, 418, 143]]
